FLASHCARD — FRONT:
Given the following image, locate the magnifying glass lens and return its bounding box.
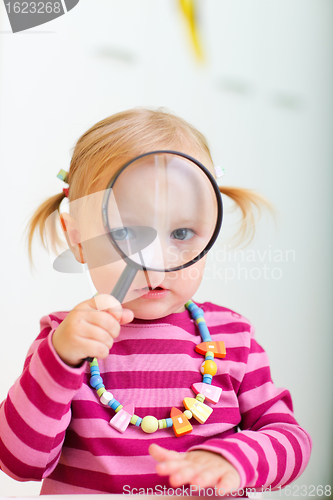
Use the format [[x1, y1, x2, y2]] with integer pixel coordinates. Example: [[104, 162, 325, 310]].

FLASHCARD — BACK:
[[105, 152, 221, 273]]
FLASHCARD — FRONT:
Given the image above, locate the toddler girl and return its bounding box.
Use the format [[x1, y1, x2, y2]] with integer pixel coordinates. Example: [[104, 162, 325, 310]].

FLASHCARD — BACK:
[[0, 109, 311, 496]]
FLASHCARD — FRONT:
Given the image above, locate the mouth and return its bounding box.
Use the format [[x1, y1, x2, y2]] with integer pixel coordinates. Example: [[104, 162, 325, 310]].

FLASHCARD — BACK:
[[139, 285, 169, 299]]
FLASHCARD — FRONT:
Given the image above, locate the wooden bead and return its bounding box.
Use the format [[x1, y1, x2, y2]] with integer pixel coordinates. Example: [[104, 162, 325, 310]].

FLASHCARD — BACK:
[[158, 419, 167, 429], [141, 416, 159, 433], [183, 397, 213, 424], [100, 391, 114, 405], [165, 418, 173, 428], [170, 407, 193, 437], [97, 387, 106, 397], [197, 322, 212, 342], [191, 382, 222, 404], [130, 414, 142, 426], [196, 341, 226, 358], [110, 403, 134, 433], [191, 307, 204, 320], [200, 360, 217, 376], [90, 375, 103, 388], [184, 410, 192, 419], [109, 399, 121, 411], [195, 393, 205, 403], [158, 418, 173, 429]]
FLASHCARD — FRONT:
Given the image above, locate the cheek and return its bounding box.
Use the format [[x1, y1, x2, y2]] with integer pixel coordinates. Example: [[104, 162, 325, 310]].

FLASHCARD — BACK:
[[88, 263, 124, 295], [174, 260, 206, 290], [185, 266, 204, 283]]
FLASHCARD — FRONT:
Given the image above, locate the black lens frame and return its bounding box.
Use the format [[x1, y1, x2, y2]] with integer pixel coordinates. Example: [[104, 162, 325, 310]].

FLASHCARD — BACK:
[[102, 150, 223, 273]]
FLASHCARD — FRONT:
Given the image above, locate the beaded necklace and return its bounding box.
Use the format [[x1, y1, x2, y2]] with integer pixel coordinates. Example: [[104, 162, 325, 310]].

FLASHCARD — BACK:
[[89, 300, 226, 437]]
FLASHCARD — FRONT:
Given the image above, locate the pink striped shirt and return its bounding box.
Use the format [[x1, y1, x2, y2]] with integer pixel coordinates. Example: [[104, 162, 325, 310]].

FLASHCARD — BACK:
[[0, 302, 311, 495]]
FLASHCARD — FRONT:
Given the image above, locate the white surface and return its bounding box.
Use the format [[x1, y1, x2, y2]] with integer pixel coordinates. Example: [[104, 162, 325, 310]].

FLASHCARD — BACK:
[[0, 0, 332, 497]]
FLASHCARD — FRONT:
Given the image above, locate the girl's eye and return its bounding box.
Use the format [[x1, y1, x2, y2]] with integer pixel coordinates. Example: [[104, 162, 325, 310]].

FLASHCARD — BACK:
[[171, 228, 195, 241], [110, 227, 135, 241]]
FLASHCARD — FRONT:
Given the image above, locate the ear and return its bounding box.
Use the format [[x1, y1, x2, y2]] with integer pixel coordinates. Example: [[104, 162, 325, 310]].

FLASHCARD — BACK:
[[59, 213, 86, 264]]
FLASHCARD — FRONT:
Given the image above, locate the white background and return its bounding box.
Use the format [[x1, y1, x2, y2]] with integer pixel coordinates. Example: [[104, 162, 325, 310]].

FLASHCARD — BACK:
[[0, 0, 332, 497]]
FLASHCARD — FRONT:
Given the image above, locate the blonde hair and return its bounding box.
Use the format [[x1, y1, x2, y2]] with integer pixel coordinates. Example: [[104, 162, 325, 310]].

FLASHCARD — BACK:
[[26, 107, 273, 265]]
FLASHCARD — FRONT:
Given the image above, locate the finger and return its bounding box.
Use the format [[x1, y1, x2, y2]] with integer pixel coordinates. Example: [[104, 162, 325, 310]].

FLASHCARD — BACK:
[[63, 336, 113, 364], [77, 294, 123, 319], [216, 470, 241, 496], [155, 458, 192, 476], [190, 465, 224, 488], [119, 308, 134, 325], [79, 310, 121, 339], [78, 336, 114, 360], [78, 322, 115, 350], [168, 463, 204, 488], [149, 444, 185, 463], [93, 294, 123, 320]]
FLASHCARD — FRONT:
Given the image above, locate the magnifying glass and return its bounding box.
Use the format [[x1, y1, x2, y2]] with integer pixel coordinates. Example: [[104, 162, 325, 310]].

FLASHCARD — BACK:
[[49, 151, 223, 361], [100, 150, 223, 302]]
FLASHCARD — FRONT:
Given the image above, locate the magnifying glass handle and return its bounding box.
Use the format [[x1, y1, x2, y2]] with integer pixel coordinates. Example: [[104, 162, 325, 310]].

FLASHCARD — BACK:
[[110, 263, 138, 303], [84, 264, 138, 363]]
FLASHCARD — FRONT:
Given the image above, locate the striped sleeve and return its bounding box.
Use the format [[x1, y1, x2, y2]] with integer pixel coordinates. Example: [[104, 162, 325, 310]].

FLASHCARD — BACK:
[[0, 313, 85, 482], [189, 330, 312, 491]]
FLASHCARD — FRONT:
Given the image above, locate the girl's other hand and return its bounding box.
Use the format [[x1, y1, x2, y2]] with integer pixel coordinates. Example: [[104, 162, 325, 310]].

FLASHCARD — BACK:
[[149, 444, 241, 496], [52, 294, 134, 367]]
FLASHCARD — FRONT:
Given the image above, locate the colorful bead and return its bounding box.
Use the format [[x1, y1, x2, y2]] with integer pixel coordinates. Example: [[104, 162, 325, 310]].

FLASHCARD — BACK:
[[191, 382, 222, 404], [158, 419, 167, 429], [157, 418, 173, 429], [165, 418, 173, 428], [100, 391, 114, 405], [190, 307, 204, 320], [200, 360, 217, 376], [90, 375, 103, 388], [183, 397, 213, 424], [197, 322, 212, 342], [130, 415, 142, 426], [185, 301, 212, 342], [141, 416, 159, 433], [205, 351, 214, 361], [110, 403, 134, 433], [184, 410, 192, 419], [203, 374, 213, 384], [196, 341, 226, 358], [114, 404, 123, 413], [170, 407, 193, 437], [109, 399, 122, 411], [185, 300, 196, 312], [195, 393, 205, 403], [97, 387, 106, 397]]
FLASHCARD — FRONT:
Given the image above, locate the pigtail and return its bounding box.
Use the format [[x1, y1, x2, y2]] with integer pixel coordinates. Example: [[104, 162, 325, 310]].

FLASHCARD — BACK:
[[26, 191, 66, 267], [219, 186, 275, 246]]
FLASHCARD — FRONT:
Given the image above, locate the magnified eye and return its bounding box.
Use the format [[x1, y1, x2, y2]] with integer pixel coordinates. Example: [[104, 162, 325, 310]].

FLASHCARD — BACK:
[[171, 228, 195, 241], [110, 227, 135, 241]]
